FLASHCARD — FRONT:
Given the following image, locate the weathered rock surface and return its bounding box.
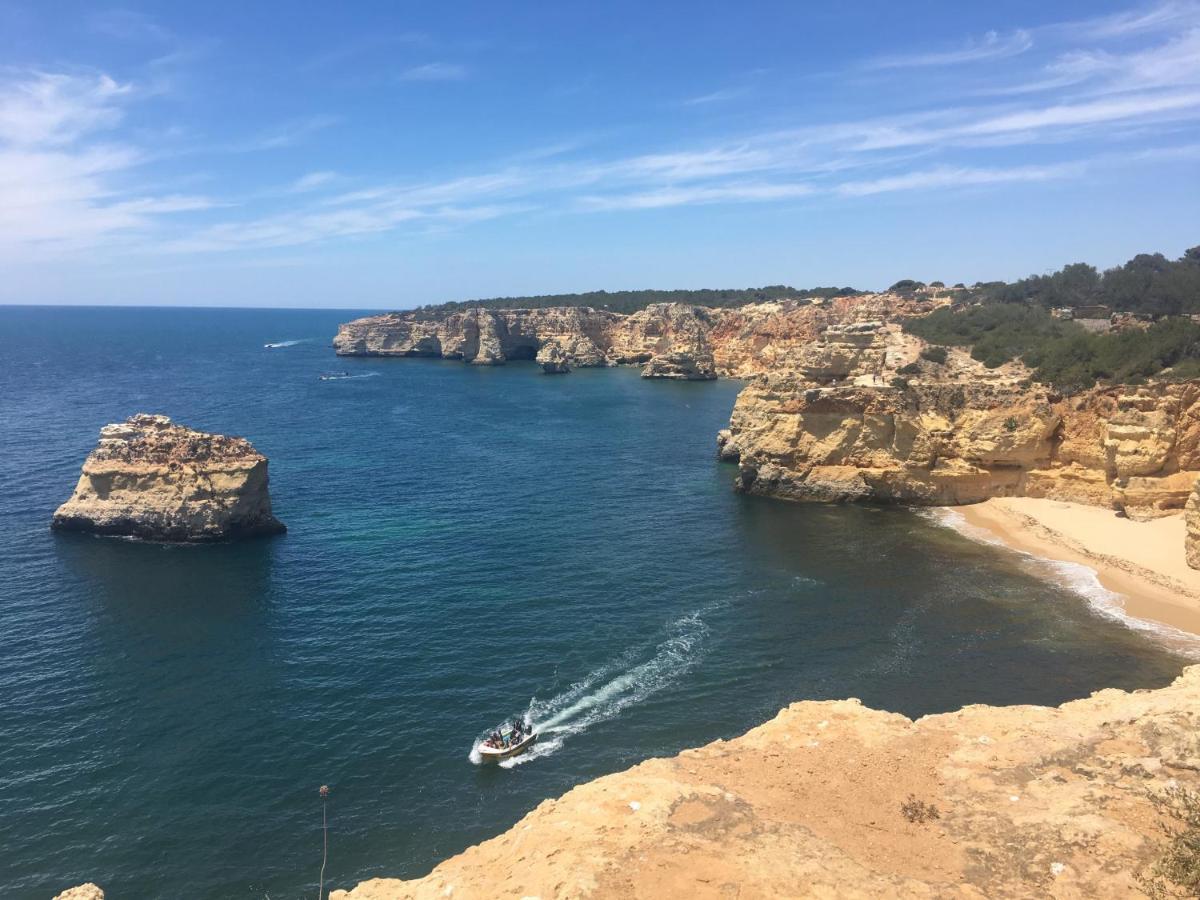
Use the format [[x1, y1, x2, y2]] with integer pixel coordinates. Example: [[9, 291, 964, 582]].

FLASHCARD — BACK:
[[332, 294, 931, 379], [333, 666, 1200, 900], [333, 306, 621, 367], [730, 380, 1200, 515], [536, 339, 571, 374], [52, 414, 285, 542], [1187, 477, 1200, 569], [52, 884, 104, 900]]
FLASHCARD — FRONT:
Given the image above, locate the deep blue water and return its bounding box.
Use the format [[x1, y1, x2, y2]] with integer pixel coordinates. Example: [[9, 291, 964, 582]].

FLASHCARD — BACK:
[[0, 306, 1189, 899]]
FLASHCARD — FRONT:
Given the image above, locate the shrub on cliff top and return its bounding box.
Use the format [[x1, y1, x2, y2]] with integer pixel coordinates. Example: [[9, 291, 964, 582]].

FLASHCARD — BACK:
[[1138, 784, 1200, 899], [903, 305, 1200, 391]]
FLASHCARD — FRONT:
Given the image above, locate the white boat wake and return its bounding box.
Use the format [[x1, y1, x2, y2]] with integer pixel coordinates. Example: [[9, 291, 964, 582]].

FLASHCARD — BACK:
[[263, 339, 309, 349], [469, 606, 716, 768]]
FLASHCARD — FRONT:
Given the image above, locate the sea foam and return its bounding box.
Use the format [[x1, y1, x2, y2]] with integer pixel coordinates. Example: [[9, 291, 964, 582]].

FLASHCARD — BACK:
[[925, 507, 1200, 659]]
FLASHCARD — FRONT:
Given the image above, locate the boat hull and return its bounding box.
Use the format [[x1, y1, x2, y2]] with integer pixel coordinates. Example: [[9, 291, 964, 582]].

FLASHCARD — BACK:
[[477, 733, 537, 762]]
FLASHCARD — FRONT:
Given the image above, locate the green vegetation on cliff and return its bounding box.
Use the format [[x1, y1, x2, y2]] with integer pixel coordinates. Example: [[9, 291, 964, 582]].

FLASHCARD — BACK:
[[902, 248, 1200, 391], [974, 247, 1200, 315], [906, 300, 1200, 392], [412, 285, 861, 318]]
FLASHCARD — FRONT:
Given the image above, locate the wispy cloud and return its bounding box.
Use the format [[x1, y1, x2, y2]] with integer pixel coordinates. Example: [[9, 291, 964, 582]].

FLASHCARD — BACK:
[[836, 163, 1082, 196], [397, 62, 469, 82], [6, 2, 1200, 259], [684, 87, 748, 106], [87, 8, 172, 42], [236, 115, 339, 151], [867, 29, 1033, 69], [289, 170, 339, 192], [1062, 0, 1200, 39]]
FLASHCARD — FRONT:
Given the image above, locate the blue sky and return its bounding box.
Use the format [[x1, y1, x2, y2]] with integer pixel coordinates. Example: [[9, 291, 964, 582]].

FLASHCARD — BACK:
[[1, 1, 1198, 307]]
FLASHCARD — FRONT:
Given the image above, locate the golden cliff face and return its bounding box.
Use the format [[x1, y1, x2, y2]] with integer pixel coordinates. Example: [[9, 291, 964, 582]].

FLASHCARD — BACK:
[[726, 378, 1200, 518], [51, 414, 285, 542], [331, 294, 935, 379], [332, 666, 1200, 900]]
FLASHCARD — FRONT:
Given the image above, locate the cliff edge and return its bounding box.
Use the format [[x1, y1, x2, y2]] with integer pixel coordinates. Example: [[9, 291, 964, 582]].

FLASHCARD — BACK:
[[52, 414, 285, 542], [333, 666, 1200, 899]]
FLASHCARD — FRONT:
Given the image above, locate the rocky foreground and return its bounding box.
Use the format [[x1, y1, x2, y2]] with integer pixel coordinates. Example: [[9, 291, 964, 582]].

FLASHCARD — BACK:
[[52, 414, 285, 542], [333, 667, 1200, 899]]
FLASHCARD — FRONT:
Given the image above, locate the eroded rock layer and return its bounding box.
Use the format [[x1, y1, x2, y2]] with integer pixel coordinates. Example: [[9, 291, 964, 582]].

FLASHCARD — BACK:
[[333, 666, 1200, 900], [52, 414, 285, 542], [728, 379, 1200, 517], [332, 294, 938, 380]]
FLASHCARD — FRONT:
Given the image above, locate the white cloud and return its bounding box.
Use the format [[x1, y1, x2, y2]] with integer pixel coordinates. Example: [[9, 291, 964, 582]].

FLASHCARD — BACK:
[[684, 87, 748, 106], [290, 171, 339, 192], [583, 181, 814, 210], [868, 29, 1033, 69], [88, 9, 172, 42], [0, 71, 130, 145], [836, 163, 1082, 196], [1064, 0, 1200, 40], [398, 62, 469, 82]]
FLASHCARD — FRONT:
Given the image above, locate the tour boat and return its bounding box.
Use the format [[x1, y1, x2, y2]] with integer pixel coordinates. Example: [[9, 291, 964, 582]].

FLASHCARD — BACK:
[[476, 725, 537, 762]]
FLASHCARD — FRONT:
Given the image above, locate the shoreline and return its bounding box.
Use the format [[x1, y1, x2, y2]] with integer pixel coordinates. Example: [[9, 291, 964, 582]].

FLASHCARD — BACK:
[[944, 497, 1200, 650]]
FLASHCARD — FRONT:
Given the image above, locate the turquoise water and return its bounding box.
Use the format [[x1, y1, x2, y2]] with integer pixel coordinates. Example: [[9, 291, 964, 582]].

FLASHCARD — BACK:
[[0, 306, 1189, 899]]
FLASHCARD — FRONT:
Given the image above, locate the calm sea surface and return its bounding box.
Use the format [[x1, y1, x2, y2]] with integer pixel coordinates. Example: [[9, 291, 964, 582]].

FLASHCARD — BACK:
[[0, 306, 1189, 899]]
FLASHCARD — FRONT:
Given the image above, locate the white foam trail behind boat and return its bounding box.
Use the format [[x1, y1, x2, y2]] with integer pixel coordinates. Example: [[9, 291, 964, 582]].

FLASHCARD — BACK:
[[494, 607, 715, 768], [263, 339, 309, 348]]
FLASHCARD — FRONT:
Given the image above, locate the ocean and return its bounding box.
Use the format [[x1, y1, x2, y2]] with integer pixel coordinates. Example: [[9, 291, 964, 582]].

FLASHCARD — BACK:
[[0, 306, 1190, 899]]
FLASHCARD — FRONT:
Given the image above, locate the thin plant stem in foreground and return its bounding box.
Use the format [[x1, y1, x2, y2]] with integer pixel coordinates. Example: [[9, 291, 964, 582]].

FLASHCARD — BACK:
[[318, 785, 330, 900]]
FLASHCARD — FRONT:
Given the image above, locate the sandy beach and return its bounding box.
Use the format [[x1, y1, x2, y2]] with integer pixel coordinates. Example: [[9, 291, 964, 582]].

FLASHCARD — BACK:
[[954, 497, 1200, 641]]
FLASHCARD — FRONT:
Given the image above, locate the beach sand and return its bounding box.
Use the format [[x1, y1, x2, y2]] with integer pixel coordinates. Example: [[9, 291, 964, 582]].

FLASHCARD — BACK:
[[953, 497, 1200, 640]]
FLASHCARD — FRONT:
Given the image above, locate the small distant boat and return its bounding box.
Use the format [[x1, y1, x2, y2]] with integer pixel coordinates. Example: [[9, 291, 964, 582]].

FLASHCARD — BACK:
[[476, 723, 537, 762], [319, 372, 350, 381]]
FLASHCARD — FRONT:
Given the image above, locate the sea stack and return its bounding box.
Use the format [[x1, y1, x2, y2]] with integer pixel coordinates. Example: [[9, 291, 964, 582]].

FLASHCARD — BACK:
[[52, 414, 286, 542]]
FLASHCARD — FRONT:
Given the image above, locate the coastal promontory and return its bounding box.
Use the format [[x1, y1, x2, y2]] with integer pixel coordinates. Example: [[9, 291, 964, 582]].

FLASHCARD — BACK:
[[333, 666, 1200, 899], [51, 414, 285, 542]]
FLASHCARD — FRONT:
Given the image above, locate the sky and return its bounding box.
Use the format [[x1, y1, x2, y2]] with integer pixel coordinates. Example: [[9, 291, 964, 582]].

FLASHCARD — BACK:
[[1, 0, 1198, 308]]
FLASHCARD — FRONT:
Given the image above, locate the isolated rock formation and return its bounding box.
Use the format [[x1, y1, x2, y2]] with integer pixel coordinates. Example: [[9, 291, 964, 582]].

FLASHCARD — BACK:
[[52, 884, 104, 900], [333, 666, 1200, 900], [537, 339, 571, 374], [729, 380, 1200, 516], [52, 414, 286, 542]]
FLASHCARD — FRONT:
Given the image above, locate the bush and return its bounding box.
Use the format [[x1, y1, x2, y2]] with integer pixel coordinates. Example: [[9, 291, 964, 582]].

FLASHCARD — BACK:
[[1138, 784, 1200, 898], [900, 795, 941, 824], [890, 376, 910, 390], [898, 362, 922, 375], [920, 346, 948, 364], [903, 304, 1200, 390]]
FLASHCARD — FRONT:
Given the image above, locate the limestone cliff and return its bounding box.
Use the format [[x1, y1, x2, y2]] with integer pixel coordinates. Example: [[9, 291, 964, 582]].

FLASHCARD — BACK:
[[333, 666, 1200, 899], [331, 293, 932, 379], [52, 414, 286, 542], [1187, 478, 1200, 569], [727, 379, 1200, 517]]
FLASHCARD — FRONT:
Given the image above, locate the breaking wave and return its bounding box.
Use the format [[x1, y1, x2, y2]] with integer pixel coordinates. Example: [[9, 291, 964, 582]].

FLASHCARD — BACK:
[[925, 508, 1200, 659]]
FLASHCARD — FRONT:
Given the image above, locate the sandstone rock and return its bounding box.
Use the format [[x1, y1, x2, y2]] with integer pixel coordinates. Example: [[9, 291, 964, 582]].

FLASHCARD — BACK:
[[332, 666, 1200, 900], [333, 293, 933, 380], [1187, 477, 1200, 569], [53, 884, 104, 900], [728, 379, 1200, 511], [536, 339, 570, 374], [52, 414, 285, 542], [641, 350, 717, 380]]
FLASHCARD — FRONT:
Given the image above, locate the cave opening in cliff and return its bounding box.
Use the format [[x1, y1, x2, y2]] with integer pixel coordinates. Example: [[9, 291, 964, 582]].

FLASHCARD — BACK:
[[506, 343, 538, 361]]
